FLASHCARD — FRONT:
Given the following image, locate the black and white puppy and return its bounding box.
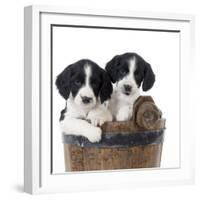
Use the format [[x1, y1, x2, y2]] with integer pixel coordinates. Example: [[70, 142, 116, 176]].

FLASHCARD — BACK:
[[56, 59, 113, 142], [106, 52, 155, 121]]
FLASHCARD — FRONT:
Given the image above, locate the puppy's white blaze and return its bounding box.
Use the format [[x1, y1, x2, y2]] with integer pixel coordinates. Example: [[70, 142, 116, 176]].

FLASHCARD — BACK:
[[82, 64, 94, 98], [129, 57, 136, 75], [73, 64, 96, 110], [84, 64, 91, 87], [121, 56, 137, 87], [126, 57, 138, 89]]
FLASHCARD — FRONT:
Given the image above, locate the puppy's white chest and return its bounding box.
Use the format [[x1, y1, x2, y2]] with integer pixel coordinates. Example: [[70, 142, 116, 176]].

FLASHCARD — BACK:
[[66, 99, 89, 119], [109, 88, 139, 121], [116, 104, 133, 121]]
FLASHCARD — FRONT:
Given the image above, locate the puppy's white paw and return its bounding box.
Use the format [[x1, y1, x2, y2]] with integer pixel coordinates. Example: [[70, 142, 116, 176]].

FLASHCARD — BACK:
[[116, 113, 130, 121], [86, 127, 102, 143], [90, 117, 106, 126], [87, 107, 113, 126]]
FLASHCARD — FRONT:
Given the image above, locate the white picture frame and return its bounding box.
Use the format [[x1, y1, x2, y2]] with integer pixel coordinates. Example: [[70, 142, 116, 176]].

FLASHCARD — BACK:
[[24, 5, 195, 194]]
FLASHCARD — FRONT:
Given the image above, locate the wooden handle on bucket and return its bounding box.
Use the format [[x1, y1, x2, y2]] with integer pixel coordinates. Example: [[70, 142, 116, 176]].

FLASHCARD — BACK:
[[136, 102, 162, 129]]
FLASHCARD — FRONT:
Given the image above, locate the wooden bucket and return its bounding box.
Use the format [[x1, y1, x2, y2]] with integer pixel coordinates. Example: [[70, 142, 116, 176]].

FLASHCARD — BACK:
[[63, 96, 165, 171]]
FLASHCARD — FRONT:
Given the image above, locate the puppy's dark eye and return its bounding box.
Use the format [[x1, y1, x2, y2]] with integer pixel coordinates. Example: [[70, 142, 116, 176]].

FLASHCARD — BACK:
[[91, 80, 98, 87], [134, 70, 140, 75], [119, 68, 127, 76], [134, 71, 138, 76], [134, 71, 141, 78], [74, 80, 82, 86]]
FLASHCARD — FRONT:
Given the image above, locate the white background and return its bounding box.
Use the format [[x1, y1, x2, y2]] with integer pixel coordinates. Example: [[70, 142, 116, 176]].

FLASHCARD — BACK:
[[52, 26, 180, 173], [0, 0, 199, 199]]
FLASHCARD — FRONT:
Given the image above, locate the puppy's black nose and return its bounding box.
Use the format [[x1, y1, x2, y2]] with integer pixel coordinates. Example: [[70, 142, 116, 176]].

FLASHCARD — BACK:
[[81, 96, 92, 104], [124, 84, 132, 92]]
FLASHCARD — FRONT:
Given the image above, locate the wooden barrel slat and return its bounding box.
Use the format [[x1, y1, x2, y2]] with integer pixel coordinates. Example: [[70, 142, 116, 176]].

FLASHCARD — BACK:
[[64, 143, 163, 171]]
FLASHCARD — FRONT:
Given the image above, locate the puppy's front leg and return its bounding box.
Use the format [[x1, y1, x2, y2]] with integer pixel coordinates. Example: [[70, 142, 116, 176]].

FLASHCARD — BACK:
[[60, 117, 102, 142], [116, 105, 132, 121]]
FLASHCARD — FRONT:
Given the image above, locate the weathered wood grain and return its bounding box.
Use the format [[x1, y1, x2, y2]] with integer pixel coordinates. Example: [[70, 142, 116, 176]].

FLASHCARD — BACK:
[[64, 143, 163, 171]]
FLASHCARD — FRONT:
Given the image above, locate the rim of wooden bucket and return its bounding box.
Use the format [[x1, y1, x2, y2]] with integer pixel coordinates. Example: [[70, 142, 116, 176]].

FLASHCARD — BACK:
[[62, 129, 165, 148]]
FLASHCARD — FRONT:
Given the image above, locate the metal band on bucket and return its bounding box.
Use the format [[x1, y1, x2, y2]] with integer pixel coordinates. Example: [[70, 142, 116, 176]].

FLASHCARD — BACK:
[[62, 129, 165, 148]]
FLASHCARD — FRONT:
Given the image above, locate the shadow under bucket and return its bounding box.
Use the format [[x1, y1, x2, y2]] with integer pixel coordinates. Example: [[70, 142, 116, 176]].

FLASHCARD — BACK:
[[63, 96, 166, 171]]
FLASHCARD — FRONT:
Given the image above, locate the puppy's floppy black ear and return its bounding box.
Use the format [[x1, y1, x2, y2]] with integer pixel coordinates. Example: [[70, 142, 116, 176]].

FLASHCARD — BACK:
[[99, 71, 113, 103], [55, 65, 72, 100], [105, 55, 121, 83], [141, 61, 155, 91]]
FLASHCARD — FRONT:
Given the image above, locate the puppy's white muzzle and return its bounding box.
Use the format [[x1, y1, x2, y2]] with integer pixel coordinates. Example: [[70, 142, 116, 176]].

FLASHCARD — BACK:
[[74, 85, 96, 108]]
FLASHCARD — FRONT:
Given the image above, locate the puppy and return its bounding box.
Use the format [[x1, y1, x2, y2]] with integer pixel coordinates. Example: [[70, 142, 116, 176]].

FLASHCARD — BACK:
[[105, 52, 155, 121], [56, 59, 113, 142]]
